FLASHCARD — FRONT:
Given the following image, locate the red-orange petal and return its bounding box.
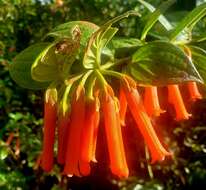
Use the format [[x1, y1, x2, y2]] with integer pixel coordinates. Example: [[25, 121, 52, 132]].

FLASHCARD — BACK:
[[119, 86, 127, 126], [123, 83, 171, 163], [144, 86, 165, 117], [63, 86, 85, 177], [41, 100, 57, 172], [57, 113, 70, 165], [102, 90, 129, 178], [81, 97, 99, 163], [168, 84, 191, 121], [187, 81, 202, 101]]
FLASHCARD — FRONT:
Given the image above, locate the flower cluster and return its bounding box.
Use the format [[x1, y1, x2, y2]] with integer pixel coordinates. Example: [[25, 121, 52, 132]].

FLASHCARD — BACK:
[[40, 72, 202, 178]]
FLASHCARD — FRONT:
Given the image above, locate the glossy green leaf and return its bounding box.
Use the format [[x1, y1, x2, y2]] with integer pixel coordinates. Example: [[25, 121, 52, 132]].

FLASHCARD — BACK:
[[83, 11, 140, 69], [9, 43, 50, 89], [110, 37, 143, 58], [129, 41, 203, 86], [138, 0, 173, 31], [189, 45, 206, 83], [169, 3, 206, 41], [46, 21, 99, 47], [141, 0, 175, 40], [192, 34, 206, 43], [31, 45, 59, 82]]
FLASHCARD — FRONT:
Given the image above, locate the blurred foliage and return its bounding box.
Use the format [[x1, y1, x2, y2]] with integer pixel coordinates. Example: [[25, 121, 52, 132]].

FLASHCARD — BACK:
[[0, 0, 206, 189]]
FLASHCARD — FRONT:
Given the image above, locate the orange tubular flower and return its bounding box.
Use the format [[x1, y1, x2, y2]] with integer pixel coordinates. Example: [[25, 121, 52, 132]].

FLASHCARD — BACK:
[[63, 85, 86, 177], [187, 81, 202, 101], [122, 78, 171, 163], [119, 86, 127, 126], [168, 84, 191, 121], [41, 88, 57, 172], [79, 97, 100, 175], [57, 112, 70, 165], [144, 86, 165, 117], [102, 87, 129, 178]]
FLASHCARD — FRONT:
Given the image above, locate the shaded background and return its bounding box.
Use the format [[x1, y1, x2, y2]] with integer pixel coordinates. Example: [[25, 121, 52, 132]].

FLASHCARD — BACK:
[[0, 0, 206, 189]]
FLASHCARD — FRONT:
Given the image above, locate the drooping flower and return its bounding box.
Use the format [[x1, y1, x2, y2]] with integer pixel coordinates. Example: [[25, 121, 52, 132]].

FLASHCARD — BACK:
[[101, 85, 129, 178], [41, 88, 57, 172], [167, 84, 191, 121], [79, 96, 100, 175], [57, 112, 70, 165], [119, 86, 127, 126], [183, 46, 202, 102], [144, 86, 165, 117], [63, 85, 86, 176], [187, 81, 202, 101], [122, 77, 171, 163]]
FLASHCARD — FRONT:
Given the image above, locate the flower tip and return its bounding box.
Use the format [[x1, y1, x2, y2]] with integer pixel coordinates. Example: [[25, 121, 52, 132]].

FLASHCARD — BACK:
[[175, 113, 192, 121], [151, 150, 172, 164], [152, 109, 166, 117], [120, 119, 126, 126], [79, 162, 91, 176]]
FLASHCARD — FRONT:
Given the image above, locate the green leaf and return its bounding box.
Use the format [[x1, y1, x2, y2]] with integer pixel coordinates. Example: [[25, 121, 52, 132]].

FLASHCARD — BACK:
[[129, 41, 203, 86], [46, 21, 99, 48], [31, 45, 59, 82], [9, 43, 50, 89], [138, 0, 173, 31], [83, 10, 140, 69], [140, 0, 175, 40], [189, 45, 206, 83], [0, 146, 8, 160], [110, 37, 143, 58], [192, 34, 206, 43], [169, 3, 206, 41]]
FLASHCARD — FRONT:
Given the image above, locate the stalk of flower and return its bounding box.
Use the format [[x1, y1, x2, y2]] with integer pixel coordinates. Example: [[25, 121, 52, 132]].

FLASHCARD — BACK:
[[144, 86, 165, 117], [41, 88, 58, 172], [119, 86, 127, 126], [63, 85, 85, 176], [122, 76, 171, 163], [101, 85, 129, 178], [187, 81, 202, 101], [167, 84, 191, 121]]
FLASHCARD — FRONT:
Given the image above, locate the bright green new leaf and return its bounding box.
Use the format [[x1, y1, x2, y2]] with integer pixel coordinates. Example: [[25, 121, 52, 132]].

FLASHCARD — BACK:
[[189, 45, 206, 83], [83, 10, 140, 69], [129, 41, 203, 86], [169, 3, 206, 41], [9, 43, 51, 90], [140, 0, 175, 40], [138, 0, 173, 31]]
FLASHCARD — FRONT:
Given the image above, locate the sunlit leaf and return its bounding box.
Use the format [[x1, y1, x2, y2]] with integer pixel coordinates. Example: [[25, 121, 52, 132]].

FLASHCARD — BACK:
[[9, 43, 50, 89], [189, 45, 206, 83], [129, 41, 203, 86], [138, 0, 173, 31], [83, 10, 140, 69], [46, 21, 99, 48], [169, 3, 206, 41], [140, 0, 175, 40], [111, 37, 143, 58]]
